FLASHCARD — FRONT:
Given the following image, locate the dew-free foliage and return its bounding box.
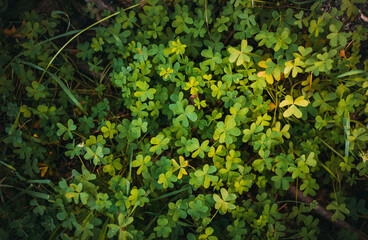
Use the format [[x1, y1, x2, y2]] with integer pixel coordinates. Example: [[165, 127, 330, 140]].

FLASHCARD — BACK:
[[228, 40, 253, 66], [279, 95, 309, 118], [2, 0, 368, 239]]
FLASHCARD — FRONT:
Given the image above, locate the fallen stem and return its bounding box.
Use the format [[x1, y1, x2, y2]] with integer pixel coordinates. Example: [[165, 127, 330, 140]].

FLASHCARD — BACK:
[[287, 184, 368, 240]]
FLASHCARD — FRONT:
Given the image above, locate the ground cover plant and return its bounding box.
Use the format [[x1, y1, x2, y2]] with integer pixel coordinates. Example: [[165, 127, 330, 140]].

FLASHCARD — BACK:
[[1, 0, 368, 239]]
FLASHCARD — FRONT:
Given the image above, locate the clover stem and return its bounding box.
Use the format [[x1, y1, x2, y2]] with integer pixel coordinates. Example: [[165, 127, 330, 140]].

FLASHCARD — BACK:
[[71, 130, 86, 139], [290, 81, 302, 96], [350, 119, 368, 133], [209, 208, 219, 223]]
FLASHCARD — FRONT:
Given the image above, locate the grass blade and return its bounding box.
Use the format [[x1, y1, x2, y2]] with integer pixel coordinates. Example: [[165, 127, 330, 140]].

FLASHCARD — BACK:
[[51, 11, 71, 32], [39, 2, 143, 83], [0, 184, 50, 200], [126, 148, 133, 194], [337, 69, 366, 78], [151, 185, 191, 202], [343, 113, 350, 159], [8, 109, 21, 135], [21, 60, 87, 114], [0, 160, 16, 171], [318, 137, 345, 160]]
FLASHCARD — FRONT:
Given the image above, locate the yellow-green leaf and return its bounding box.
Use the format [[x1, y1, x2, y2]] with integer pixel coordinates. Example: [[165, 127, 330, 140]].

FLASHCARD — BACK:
[[294, 96, 309, 107]]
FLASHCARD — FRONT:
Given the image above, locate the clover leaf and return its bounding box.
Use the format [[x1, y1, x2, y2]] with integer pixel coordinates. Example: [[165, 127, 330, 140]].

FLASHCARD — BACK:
[[107, 214, 134, 239], [201, 47, 222, 70], [154, 216, 172, 238], [326, 201, 350, 222], [213, 188, 237, 214], [103, 155, 123, 176], [84, 144, 109, 165], [189, 139, 211, 159], [187, 200, 209, 221], [300, 179, 319, 197], [213, 115, 241, 144], [172, 10, 193, 34], [284, 58, 304, 78], [211, 81, 227, 99], [271, 168, 292, 190], [327, 23, 350, 47], [101, 121, 117, 139], [168, 199, 188, 221], [132, 155, 152, 175], [149, 134, 170, 155], [26, 81, 48, 100], [134, 81, 156, 101], [184, 76, 200, 95], [91, 37, 104, 51], [312, 91, 336, 113], [194, 164, 218, 188], [158, 171, 177, 189], [228, 40, 253, 66], [171, 156, 188, 179], [57, 119, 76, 140], [164, 39, 187, 56], [279, 95, 309, 118], [308, 17, 324, 37], [169, 93, 198, 127]]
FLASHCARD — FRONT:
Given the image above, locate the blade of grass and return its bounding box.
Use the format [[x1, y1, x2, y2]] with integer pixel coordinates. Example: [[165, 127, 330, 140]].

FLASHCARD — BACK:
[[126, 148, 133, 194], [316, 159, 338, 181], [205, 0, 211, 40], [1, 146, 51, 184], [1, 184, 50, 200], [176, 220, 193, 227], [318, 137, 345, 160], [288, 0, 316, 4], [337, 69, 366, 78], [3, 30, 80, 72], [39, 2, 144, 83], [35, 30, 78, 50], [0, 160, 16, 172], [27, 179, 52, 184], [51, 11, 71, 32], [343, 112, 350, 159], [21, 60, 87, 114], [98, 218, 109, 240], [150, 185, 191, 202], [8, 109, 21, 135]]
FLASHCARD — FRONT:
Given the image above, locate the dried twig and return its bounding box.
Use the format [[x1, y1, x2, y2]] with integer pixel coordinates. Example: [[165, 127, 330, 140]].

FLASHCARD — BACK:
[[287, 184, 368, 240], [85, 0, 115, 12], [84, 0, 115, 27]]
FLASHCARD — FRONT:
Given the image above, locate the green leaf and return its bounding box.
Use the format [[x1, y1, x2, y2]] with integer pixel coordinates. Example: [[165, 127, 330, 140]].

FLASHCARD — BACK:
[[280, 95, 309, 118], [132, 155, 152, 175], [201, 47, 222, 70], [193, 164, 218, 188], [213, 188, 237, 213], [107, 224, 120, 238], [134, 81, 156, 101], [149, 134, 170, 155], [326, 201, 350, 222], [214, 115, 241, 144], [271, 168, 292, 190], [228, 40, 253, 66], [101, 121, 118, 139], [284, 58, 304, 78]]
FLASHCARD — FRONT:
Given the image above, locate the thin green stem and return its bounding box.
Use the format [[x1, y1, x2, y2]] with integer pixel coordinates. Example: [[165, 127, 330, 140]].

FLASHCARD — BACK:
[[39, 2, 143, 83], [209, 208, 220, 223]]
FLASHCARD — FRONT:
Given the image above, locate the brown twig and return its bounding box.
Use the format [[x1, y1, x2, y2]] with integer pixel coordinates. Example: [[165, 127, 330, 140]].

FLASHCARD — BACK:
[[287, 184, 368, 240]]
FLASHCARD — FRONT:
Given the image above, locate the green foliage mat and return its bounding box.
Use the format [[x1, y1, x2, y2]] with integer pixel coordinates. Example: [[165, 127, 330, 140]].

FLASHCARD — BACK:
[[1, 0, 368, 239]]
